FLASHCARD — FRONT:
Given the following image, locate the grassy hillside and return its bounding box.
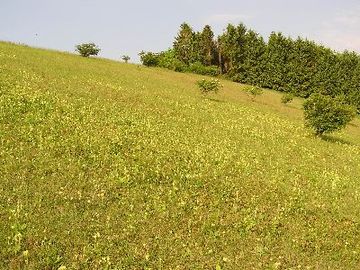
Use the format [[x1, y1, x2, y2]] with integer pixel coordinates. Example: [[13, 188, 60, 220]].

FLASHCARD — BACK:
[[1, 41, 360, 269]]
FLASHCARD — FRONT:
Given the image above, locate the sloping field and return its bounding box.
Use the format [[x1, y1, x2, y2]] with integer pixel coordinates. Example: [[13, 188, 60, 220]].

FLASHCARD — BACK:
[[1, 42, 360, 269]]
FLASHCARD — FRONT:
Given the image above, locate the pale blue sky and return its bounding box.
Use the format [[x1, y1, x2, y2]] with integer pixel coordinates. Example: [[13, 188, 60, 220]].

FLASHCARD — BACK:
[[1, 0, 360, 62]]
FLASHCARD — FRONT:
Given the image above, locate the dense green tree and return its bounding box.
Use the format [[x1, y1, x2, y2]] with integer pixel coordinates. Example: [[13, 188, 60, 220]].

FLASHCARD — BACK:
[[218, 23, 247, 78], [349, 62, 360, 111], [190, 31, 203, 64], [141, 21, 360, 113], [310, 47, 339, 96], [157, 49, 187, 71], [241, 29, 267, 85], [303, 93, 356, 135], [173, 23, 195, 65], [337, 51, 359, 95], [263, 32, 293, 92], [75, 43, 100, 57], [199, 25, 218, 66], [286, 38, 319, 97], [139, 51, 160, 66]]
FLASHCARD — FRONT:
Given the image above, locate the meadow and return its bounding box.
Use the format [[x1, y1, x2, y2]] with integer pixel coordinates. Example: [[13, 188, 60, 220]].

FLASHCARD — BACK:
[[1, 41, 360, 269]]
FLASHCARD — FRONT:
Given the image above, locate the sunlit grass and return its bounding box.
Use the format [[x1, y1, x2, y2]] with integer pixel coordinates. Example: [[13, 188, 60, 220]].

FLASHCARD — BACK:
[[1, 41, 360, 269]]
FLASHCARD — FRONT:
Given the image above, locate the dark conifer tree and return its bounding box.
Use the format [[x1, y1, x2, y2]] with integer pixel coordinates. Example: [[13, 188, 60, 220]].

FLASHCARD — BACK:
[[349, 61, 360, 111], [199, 25, 218, 66], [173, 23, 195, 65], [190, 31, 203, 64], [242, 29, 267, 85], [218, 23, 247, 79], [264, 32, 293, 92], [286, 38, 319, 97]]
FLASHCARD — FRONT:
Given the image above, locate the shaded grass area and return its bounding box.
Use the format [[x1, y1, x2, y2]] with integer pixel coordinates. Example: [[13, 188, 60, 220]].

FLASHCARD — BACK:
[[1, 42, 360, 269]]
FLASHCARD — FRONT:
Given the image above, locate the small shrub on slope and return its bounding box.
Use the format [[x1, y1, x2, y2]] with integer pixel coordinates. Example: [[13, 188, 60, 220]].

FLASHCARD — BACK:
[[303, 93, 356, 135], [281, 93, 294, 104], [243, 85, 263, 101], [197, 79, 222, 95]]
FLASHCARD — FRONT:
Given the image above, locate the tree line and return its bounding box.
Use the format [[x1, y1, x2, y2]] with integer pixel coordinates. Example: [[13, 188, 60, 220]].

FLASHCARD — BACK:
[[140, 22, 360, 112]]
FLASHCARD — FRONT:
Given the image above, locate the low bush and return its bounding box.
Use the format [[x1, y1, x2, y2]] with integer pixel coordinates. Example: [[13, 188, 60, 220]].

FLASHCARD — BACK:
[[188, 62, 219, 76], [303, 93, 356, 135], [158, 50, 187, 72], [197, 79, 222, 95], [139, 51, 160, 67], [243, 85, 263, 101], [281, 93, 294, 104]]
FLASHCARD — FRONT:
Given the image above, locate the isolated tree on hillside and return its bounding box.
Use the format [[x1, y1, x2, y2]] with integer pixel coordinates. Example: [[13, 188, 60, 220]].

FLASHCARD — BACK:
[[139, 51, 160, 66], [303, 93, 356, 135], [122, 55, 130, 63], [75, 43, 100, 57]]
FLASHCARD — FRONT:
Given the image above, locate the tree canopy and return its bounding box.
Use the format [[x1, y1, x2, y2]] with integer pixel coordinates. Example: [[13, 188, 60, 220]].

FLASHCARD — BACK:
[[141, 22, 360, 112]]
